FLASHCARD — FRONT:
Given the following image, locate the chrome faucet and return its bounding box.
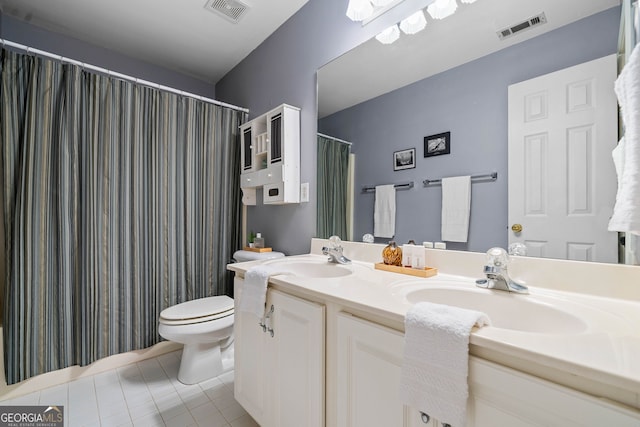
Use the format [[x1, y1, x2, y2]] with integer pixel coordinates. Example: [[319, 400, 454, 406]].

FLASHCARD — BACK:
[[322, 236, 352, 265], [475, 247, 528, 294]]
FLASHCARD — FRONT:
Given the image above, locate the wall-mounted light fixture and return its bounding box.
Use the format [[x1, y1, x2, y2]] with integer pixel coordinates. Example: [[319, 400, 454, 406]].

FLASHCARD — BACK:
[[345, 0, 481, 45]]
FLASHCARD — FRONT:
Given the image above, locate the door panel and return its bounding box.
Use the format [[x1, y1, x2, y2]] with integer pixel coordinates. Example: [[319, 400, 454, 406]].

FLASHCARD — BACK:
[[508, 54, 618, 262]]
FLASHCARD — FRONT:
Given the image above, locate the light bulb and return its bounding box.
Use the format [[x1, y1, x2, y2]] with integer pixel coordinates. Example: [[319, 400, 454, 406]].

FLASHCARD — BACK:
[[346, 0, 374, 21], [375, 24, 400, 44], [427, 0, 457, 20], [399, 10, 427, 34]]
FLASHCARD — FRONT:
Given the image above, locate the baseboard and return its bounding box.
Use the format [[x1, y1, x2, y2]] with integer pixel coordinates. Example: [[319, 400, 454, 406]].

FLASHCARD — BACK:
[[0, 326, 182, 401]]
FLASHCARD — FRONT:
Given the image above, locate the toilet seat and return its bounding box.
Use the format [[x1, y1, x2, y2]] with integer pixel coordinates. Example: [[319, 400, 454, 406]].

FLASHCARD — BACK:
[[159, 296, 234, 326]]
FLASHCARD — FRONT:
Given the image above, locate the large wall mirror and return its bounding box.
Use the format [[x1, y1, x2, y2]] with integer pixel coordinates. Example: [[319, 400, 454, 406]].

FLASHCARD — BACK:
[[317, 0, 640, 266]]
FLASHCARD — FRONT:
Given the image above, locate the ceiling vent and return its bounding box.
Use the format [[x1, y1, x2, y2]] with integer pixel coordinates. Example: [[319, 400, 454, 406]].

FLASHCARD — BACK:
[[204, 0, 250, 24], [497, 12, 547, 40]]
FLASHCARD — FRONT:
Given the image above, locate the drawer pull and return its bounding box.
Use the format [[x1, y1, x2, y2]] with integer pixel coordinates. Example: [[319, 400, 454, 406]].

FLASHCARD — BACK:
[[420, 412, 430, 423]]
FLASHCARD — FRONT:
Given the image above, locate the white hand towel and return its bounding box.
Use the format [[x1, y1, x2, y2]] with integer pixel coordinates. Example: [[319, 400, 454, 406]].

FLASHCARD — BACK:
[[399, 302, 490, 427], [609, 44, 640, 235], [441, 176, 471, 242], [238, 265, 284, 318], [374, 184, 396, 238]]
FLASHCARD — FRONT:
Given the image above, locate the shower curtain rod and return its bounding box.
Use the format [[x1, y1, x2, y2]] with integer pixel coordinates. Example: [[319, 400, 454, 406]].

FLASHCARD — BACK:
[[317, 132, 353, 145], [0, 38, 250, 114]]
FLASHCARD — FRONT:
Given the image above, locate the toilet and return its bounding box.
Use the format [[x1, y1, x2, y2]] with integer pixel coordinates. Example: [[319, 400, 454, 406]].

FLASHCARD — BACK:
[[158, 249, 284, 384]]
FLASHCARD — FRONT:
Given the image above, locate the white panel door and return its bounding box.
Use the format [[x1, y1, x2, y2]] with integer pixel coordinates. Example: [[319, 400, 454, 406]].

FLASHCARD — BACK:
[[336, 313, 434, 427], [508, 55, 618, 262], [267, 289, 325, 427]]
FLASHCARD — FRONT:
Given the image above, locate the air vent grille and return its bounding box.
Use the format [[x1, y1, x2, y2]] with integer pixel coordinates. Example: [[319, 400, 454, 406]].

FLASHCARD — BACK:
[[204, 0, 249, 24], [497, 12, 547, 40]]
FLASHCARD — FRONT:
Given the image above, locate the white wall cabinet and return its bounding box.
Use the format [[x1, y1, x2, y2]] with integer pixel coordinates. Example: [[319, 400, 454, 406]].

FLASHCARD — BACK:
[[233, 278, 324, 427], [239, 104, 300, 205]]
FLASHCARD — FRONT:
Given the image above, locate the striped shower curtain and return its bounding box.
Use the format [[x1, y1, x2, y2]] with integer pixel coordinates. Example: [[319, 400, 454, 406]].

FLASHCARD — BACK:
[[316, 134, 351, 240], [0, 48, 246, 384]]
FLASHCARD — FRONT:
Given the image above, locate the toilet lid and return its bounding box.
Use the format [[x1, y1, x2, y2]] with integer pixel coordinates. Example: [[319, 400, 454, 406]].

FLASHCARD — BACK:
[[160, 296, 234, 323]]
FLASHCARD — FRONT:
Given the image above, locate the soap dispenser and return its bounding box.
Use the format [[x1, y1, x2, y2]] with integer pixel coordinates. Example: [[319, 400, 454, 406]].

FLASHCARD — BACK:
[[254, 233, 265, 248]]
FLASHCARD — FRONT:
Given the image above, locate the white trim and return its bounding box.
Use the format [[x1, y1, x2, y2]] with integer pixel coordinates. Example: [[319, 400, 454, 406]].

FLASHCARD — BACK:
[[0, 38, 249, 113]]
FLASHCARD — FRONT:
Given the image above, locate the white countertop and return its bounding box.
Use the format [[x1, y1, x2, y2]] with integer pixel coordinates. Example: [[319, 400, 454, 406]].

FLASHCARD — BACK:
[[228, 242, 640, 411]]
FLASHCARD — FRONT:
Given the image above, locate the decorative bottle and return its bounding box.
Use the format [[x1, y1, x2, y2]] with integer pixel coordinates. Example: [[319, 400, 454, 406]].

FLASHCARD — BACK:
[[382, 241, 403, 266]]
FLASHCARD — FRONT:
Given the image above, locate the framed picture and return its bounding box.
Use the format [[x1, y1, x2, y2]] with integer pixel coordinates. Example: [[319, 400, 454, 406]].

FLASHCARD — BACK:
[[393, 148, 416, 171], [424, 132, 451, 157]]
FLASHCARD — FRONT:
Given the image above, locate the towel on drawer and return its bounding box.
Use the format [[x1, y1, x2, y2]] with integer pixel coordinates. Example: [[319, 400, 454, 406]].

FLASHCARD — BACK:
[[399, 301, 490, 427]]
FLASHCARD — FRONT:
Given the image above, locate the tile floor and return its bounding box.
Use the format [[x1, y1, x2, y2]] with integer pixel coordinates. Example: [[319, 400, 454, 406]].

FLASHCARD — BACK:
[[0, 350, 258, 427]]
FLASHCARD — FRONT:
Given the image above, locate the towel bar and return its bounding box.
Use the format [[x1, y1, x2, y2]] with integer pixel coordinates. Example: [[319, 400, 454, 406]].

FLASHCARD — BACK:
[[362, 182, 414, 193], [423, 172, 497, 186]]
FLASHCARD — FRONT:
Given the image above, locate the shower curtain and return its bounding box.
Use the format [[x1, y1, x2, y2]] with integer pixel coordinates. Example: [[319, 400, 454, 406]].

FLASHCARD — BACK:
[[316, 134, 351, 240], [0, 48, 246, 384]]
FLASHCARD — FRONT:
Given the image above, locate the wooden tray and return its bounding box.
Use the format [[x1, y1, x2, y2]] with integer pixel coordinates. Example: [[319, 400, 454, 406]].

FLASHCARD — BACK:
[[374, 263, 438, 278], [243, 247, 272, 253]]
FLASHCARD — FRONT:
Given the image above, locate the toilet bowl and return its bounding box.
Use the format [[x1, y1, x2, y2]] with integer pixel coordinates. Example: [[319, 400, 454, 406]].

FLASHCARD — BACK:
[[158, 249, 285, 384], [159, 296, 235, 384]]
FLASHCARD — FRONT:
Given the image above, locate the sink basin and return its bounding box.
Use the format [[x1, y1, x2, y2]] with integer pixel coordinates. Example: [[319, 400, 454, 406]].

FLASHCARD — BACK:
[[402, 287, 588, 334], [264, 258, 353, 278]]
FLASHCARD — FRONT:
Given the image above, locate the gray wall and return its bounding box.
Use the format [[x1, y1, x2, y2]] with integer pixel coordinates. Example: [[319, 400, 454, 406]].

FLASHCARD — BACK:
[[0, 15, 215, 96], [215, 0, 428, 255], [319, 7, 620, 252]]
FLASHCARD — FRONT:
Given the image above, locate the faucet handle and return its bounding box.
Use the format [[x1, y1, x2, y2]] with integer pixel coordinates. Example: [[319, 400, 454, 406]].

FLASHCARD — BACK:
[[329, 235, 342, 249], [508, 242, 527, 256], [486, 247, 509, 268]]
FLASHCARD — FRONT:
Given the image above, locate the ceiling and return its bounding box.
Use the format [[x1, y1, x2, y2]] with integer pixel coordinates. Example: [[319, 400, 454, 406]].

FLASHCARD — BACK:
[[0, 0, 309, 84], [318, 0, 620, 118]]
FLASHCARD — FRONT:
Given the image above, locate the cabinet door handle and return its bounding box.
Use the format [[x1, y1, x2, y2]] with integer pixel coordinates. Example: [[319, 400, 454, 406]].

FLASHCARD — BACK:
[[265, 304, 275, 337], [259, 304, 274, 333], [420, 412, 430, 423]]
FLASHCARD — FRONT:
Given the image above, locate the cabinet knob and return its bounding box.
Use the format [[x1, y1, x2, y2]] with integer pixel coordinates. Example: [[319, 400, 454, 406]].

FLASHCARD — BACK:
[[420, 412, 430, 423]]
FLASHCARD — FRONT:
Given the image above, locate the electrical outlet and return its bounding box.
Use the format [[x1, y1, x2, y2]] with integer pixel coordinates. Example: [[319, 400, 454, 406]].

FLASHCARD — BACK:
[[300, 182, 309, 202]]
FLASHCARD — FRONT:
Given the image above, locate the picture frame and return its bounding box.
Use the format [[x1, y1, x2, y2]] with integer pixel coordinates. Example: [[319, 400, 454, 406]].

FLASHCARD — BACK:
[[393, 148, 416, 171], [424, 131, 451, 157]]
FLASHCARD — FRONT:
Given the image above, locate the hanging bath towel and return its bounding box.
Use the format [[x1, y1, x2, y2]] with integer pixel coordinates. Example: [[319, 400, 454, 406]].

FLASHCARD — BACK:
[[441, 176, 471, 242], [374, 185, 396, 238], [609, 44, 640, 235]]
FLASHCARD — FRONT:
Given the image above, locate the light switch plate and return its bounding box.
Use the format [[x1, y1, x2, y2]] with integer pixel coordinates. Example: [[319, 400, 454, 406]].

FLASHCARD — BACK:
[[300, 182, 309, 202]]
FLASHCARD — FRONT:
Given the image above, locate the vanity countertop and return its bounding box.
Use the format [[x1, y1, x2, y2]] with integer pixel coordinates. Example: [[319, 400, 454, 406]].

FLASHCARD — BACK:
[[227, 244, 640, 411]]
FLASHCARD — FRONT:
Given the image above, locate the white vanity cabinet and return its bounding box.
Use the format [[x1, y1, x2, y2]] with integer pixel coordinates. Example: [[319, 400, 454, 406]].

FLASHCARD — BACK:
[[233, 278, 324, 427], [239, 104, 300, 205], [467, 358, 640, 427], [335, 312, 640, 427], [231, 266, 640, 427], [336, 312, 435, 427]]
